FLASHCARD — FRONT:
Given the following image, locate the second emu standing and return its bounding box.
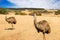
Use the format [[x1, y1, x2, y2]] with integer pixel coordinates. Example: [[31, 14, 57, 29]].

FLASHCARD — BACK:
[[33, 13, 51, 40], [5, 16, 16, 29]]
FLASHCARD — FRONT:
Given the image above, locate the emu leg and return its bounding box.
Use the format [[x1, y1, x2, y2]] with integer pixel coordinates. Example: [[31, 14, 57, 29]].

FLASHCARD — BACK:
[[43, 32, 46, 40], [11, 24, 13, 29]]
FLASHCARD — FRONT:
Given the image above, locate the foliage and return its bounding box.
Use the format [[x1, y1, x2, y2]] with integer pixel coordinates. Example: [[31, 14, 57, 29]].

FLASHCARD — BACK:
[[0, 8, 52, 15], [15, 12, 20, 15], [20, 13, 27, 15], [55, 10, 60, 15], [29, 10, 41, 16], [0, 8, 8, 14], [15, 11, 27, 15], [42, 10, 48, 13]]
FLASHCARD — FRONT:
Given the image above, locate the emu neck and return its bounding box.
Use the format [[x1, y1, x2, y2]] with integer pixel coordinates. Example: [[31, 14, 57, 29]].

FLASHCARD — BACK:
[[34, 14, 37, 29], [34, 14, 37, 24]]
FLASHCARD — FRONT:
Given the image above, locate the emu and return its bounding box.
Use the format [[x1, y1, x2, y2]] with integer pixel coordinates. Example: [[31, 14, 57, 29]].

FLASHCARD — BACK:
[[33, 13, 51, 40], [5, 16, 16, 29]]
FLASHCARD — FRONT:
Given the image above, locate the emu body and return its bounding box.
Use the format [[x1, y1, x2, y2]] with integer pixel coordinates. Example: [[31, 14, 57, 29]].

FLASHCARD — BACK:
[[5, 16, 16, 29]]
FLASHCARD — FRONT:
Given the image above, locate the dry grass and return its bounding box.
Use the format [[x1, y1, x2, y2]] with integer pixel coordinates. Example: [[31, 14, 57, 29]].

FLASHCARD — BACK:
[[0, 15, 60, 40]]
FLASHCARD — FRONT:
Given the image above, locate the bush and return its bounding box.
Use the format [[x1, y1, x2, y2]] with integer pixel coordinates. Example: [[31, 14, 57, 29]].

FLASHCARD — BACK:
[[29, 10, 41, 16], [36, 13, 41, 16], [29, 13, 41, 16], [55, 10, 60, 15], [15, 12, 27, 15], [29, 13, 33, 16], [0, 8, 8, 14], [20, 13, 27, 15], [15, 12, 20, 15], [42, 10, 48, 13]]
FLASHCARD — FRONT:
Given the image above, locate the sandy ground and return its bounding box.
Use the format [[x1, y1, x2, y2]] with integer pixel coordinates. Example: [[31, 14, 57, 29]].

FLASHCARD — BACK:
[[0, 15, 60, 40]]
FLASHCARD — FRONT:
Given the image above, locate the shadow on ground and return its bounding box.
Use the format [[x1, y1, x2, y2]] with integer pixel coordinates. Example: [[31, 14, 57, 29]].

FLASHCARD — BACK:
[[5, 28, 15, 30]]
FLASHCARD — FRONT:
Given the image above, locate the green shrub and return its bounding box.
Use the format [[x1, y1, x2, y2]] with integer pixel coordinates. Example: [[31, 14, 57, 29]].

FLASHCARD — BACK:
[[55, 10, 60, 15], [15, 12, 20, 15], [20, 13, 27, 15], [15, 12, 27, 15], [0, 8, 8, 14], [29, 13, 41, 16], [36, 13, 41, 16]]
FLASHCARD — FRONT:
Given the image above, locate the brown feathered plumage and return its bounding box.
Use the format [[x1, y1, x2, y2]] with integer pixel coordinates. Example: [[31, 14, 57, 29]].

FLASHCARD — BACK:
[[33, 13, 51, 40], [5, 16, 16, 28], [37, 20, 51, 34], [5, 17, 16, 24]]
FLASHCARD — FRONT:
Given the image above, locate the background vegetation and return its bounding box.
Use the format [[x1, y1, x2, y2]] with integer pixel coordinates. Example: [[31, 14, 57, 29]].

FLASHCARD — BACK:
[[55, 10, 60, 15], [0, 8, 60, 16]]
